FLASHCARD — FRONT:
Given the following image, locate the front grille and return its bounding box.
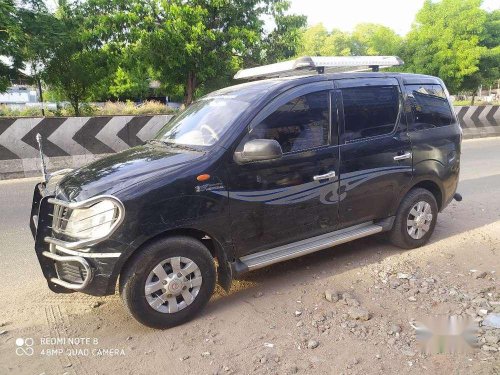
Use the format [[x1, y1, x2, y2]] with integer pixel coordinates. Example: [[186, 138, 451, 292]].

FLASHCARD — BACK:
[[51, 204, 72, 234], [55, 260, 88, 284]]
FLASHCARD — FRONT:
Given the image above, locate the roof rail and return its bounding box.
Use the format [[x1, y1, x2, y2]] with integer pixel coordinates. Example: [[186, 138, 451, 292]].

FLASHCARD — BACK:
[[234, 56, 404, 80]]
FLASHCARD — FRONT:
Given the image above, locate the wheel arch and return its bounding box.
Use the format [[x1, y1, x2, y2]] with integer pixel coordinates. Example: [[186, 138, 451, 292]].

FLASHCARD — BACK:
[[398, 178, 444, 213], [114, 227, 233, 294]]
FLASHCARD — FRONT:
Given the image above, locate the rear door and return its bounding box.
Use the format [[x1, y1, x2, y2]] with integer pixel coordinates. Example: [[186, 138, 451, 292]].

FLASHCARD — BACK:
[[335, 77, 413, 228], [226, 81, 341, 257]]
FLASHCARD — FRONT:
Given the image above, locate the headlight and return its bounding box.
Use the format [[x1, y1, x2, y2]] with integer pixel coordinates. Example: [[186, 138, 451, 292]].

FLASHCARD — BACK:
[[63, 199, 122, 240]]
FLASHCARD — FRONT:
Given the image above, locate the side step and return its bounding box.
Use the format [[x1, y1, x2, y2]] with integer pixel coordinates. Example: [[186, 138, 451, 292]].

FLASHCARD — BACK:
[[239, 222, 384, 271]]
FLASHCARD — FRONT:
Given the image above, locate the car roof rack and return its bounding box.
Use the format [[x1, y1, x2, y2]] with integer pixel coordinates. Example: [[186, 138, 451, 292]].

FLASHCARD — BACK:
[[234, 56, 404, 80]]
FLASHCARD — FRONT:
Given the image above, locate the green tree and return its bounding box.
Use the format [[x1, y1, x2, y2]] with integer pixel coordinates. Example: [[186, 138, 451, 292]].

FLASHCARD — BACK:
[[401, 0, 487, 93], [321, 29, 353, 56], [0, 0, 59, 95], [351, 23, 402, 56], [259, 9, 307, 63], [0, 0, 19, 92], [142, 0, 304, 105], [43, 1, 114, 115], [297, 23, 329, 56]]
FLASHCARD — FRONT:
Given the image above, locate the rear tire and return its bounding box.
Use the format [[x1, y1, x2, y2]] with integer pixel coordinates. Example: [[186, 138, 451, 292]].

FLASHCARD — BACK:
[[388, 188, 438, 249], [120, 236, 216, 329]]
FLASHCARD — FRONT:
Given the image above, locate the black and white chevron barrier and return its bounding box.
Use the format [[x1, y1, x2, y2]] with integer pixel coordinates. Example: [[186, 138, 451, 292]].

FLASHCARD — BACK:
[[455, 106, 500, 139], [0, 107, 499, 179], [0, 115, 172, 179]]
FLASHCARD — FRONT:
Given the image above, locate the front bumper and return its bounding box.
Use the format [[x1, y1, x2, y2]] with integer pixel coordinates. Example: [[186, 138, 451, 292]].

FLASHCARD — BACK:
[[30, 183, 126, 296]]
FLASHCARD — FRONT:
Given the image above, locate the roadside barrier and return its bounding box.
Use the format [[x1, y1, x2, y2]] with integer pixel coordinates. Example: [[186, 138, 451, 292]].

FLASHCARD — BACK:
[[455, 106, 499, 139], [0, 115, 172, 179], [0, 107, 498, 179]]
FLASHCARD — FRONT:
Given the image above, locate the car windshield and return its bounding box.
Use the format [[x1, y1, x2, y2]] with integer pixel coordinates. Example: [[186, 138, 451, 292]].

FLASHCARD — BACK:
[[155, 96, 250, 147]]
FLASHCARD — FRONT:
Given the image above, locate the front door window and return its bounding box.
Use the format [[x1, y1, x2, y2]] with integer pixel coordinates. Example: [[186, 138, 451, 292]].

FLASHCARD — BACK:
[[247, 91, 331, 153]]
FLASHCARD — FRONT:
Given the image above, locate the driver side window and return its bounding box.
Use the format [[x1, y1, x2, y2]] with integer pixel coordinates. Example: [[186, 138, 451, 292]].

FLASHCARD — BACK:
[[248, 91, 330, 153]]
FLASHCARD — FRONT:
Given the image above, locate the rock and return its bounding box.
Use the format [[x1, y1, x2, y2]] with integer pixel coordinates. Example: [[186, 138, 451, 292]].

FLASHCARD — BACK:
[[201, 351, 211, 357], [260, 355, 268, 364], [325, 290, 339, 302], [389, 279, 401, 289], [91, 301, 103, 308], [180, 355, 190, 361], [294, 310, 302, 317], [342, 293, 360, 307], [296, 321, 304, 327], [397, 273, 411, 280], [263, 342, 274, 348], [481, 345, 498, 352], [126, 336, 132, 341], [388, 324, 402, 335], [346, 358, 359, 369], [253, 291, 264, 298], [475, 271, 487, 279], [401, 349, 416, 357], [312, 313, 325, 323], [483, 313, 500, 328], [348, 307, 370, 321], [223, 366, 230, 372], [408, 296, 417, 302], [307, 339, 319, 349], [485, 333, 500, 344]]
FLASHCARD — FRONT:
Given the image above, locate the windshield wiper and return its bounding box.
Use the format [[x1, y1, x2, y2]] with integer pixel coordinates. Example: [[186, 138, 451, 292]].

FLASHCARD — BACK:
[[147, 139, 201, 152]]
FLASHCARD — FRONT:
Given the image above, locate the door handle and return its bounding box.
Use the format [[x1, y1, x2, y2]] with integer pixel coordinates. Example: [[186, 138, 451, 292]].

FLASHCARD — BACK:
[[393, 152, 412, 161], [313, 171, 336, 181]]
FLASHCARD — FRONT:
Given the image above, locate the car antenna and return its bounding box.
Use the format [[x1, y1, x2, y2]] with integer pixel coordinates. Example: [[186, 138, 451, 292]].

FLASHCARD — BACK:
[[36, 133, 48, 183]]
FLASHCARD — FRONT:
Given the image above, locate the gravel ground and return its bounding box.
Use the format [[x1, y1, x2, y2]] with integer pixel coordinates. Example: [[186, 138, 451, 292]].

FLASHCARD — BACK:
[[0, 137, 499, 375]]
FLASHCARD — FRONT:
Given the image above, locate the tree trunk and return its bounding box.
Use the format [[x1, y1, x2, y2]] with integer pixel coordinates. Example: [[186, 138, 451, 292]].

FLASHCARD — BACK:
[[185, 71, 196, 105], [37, 77, 45, 116], [71, 99, 80, 116], [470, 93, 475, 106]]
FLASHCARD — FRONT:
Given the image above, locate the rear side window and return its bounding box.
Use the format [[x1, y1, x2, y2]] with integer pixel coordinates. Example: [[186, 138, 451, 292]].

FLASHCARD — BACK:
[[341, 86, 399, 142], [248, 91, 330, 153], [405, 84, 454, 130]]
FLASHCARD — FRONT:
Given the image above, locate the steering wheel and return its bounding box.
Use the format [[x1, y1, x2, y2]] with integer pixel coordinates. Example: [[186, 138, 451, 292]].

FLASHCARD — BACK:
[[200, 124, 219, 143]]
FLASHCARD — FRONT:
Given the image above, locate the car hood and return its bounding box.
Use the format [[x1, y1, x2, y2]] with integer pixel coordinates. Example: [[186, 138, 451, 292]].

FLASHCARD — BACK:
[[55, 143, 204, 201]]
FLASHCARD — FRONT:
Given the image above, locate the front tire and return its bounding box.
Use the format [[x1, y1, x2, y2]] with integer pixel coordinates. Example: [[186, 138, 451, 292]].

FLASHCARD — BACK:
[[388, 188, 438, 249], [120, 236, 216, 329]]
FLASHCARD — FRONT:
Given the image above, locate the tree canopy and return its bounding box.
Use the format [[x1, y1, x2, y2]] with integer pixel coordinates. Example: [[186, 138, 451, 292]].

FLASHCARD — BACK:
[[0, 0, 498, 113]]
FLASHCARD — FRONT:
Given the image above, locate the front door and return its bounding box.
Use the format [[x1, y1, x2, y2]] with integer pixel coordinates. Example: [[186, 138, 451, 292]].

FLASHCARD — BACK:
[[336, 78, 413, 228], [226, 82, 340, 257]]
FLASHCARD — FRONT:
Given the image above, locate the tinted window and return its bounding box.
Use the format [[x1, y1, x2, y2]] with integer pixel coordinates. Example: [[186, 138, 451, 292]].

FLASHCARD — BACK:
[[248, 91, 330, 153], [405, 84, 454, 130], [341, 86, 399, 142]]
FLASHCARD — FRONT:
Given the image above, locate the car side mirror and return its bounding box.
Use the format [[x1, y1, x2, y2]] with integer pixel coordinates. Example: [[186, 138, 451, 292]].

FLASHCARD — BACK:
[[234, 139, 283, 163]]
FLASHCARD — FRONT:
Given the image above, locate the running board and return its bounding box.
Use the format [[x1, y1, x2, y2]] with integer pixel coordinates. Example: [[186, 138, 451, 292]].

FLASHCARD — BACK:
[[239, 222, 384, 271]]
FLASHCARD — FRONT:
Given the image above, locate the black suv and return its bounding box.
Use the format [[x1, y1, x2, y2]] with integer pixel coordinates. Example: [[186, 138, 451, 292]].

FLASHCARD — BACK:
[[30, 71, 461, 328]]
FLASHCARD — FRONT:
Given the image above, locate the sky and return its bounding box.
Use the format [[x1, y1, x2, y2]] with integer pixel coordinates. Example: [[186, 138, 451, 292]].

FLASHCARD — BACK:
[[288, 0, 500, 35]]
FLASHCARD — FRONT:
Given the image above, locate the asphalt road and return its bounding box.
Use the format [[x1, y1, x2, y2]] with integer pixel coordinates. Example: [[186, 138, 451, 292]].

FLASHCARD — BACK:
[[1, 137, 500, 296]]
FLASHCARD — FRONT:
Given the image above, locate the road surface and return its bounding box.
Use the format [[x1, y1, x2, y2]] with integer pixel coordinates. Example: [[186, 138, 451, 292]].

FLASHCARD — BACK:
[[0, 137, 499, 375]]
